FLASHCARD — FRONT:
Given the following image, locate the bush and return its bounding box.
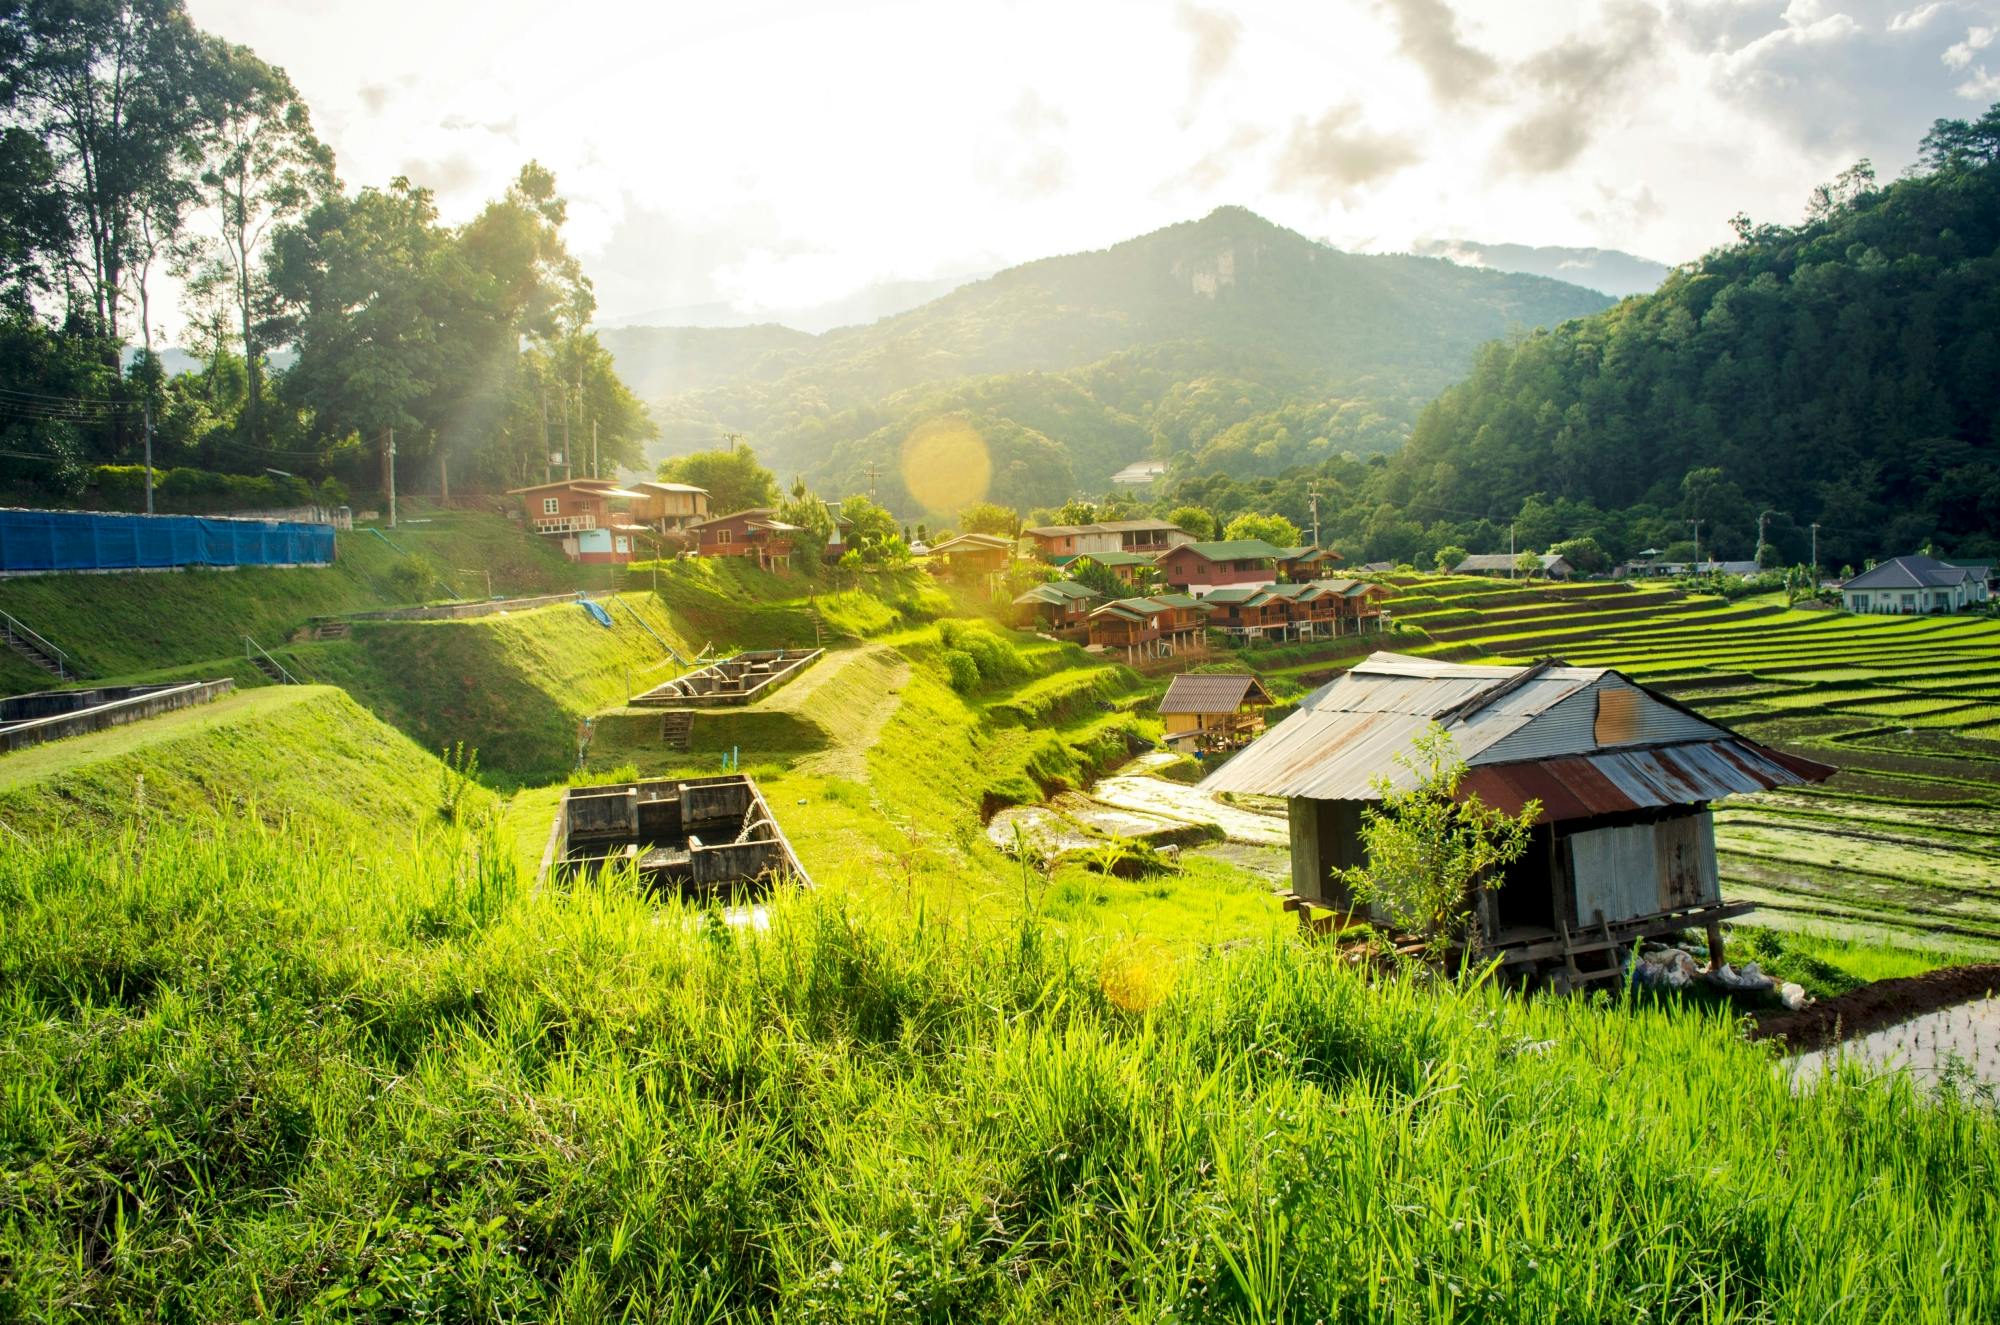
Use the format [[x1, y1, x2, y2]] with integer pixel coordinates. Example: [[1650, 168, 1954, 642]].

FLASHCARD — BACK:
[[386, 556, 440, 602], [941, 649, 980, 693], [90, 465, 336, 515]]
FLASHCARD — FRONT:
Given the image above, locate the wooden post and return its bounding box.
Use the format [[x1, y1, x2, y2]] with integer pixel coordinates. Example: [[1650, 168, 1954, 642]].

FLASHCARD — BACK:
[[1705, 919, 1727, 971]]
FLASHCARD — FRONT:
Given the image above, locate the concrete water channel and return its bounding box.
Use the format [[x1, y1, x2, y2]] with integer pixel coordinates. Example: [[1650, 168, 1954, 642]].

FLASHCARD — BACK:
[[989, 750, 1292, 879]]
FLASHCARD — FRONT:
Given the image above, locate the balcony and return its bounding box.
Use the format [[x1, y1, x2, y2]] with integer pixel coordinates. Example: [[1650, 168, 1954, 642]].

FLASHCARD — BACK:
[[532, 513, 597, 534]]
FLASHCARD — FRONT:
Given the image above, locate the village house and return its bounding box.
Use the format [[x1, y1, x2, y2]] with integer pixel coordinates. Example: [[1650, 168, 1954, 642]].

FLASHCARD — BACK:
[[1454, 552, 1575, 580], [1203, 652, 1835, 987], [1066, 549, 1157, 587], [820, 502, 855, 563], [1158, 673, 1275, 753], [1276, 545, 1342, 581], [1199, 586, 1292, 642], [626, 480, 710, 533], [1012, 580, 1100, 635], [1156, 538, 1286, 595], [1841, 554, 1993, 614], [1616, 557, 1761, 579], [687, 508, 802, 572], [1023, 518, 1192, 562], [1086, 593, 1209, 661], [926, 531, 1015, 578], [507, 478, 649, 564]]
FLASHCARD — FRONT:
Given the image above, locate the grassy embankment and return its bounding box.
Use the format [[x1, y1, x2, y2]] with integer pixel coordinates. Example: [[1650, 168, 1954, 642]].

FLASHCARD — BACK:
[[0, 507, 605, 693], [1374, 575, 2000, 968], [1, 812, 1995, 1322]]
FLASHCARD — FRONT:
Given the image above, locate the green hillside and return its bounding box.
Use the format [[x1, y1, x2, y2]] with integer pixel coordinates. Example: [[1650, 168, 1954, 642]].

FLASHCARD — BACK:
[[0, 685, 479, 835], [625, 207, 1611, 505], [1388, 116, 2000, 566]]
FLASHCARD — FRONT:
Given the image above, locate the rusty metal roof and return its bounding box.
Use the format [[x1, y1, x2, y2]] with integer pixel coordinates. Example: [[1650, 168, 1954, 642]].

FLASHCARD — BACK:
[[1200, 650, 1832, 805], [1159, 673, 1273, 714], [1459, 741, 1834, 822]]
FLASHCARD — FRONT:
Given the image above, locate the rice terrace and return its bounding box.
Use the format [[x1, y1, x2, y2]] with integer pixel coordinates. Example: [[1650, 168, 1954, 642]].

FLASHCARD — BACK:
[[3, 1, 2000, 1320]]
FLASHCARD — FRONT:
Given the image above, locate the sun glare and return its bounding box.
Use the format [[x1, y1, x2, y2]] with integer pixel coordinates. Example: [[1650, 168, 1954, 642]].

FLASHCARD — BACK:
[[899, 418, 992, 512]]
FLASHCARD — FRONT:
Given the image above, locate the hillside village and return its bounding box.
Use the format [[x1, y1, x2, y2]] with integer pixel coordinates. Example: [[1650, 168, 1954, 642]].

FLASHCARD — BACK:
[[3, 1, 1999, 1314]]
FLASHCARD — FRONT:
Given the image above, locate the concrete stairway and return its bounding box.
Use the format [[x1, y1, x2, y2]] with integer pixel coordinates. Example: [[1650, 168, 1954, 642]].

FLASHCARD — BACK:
[[1, 613, 78, 679], [659, 711, 693, 750], [312, 621, 352, 641]]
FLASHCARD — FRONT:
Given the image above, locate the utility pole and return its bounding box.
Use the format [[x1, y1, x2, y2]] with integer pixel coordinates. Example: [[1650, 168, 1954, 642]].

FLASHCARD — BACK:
[[1307, 482, 1322, 548], [142, 400, 155, 516], [562, 387, 573, 482], [382, 426, 398, 529], [1509, 524, 1517, 580], [591, 419, 599, 480], [1810, 522, 1821, 585], [1688, 518, 1704, 569], [722, 430, 743, 453], [541, 389, 551, 484], [1758, 509, 1784, 568], [863, 459, 881, 499]]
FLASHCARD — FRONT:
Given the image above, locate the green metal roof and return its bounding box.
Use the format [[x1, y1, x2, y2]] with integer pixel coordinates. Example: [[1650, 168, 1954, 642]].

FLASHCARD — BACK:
[[1173, 539, 1287, 562]]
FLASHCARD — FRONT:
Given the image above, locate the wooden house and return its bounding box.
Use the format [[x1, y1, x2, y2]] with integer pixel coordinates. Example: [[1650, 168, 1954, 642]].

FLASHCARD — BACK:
[[1453, 552, 1575, 580], [626, 480, 710, 532], [688, 508, 802, 572], [1023, 518, 1191, 562], [1276, 545, 1342, 581], [1067, 549, 1157, 587], [507, 478, 648, 564], [1199, 586, 1292, 641], [1157, 539, 1285, 594], [1203, 652, 1836, 987], [1086, 594, 1209, 661], [927, 531, 1014, 577], [1159, 673, 1275, 752], [1012, 580, 1100, 634]]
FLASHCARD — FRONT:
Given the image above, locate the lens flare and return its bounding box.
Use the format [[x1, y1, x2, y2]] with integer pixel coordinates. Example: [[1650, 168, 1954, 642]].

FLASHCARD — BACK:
[[900, 418, 991, 514]]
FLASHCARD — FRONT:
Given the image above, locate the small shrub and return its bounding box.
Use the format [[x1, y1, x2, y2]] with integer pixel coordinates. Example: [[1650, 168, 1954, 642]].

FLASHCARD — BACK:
[[941, 649, 979, 693]]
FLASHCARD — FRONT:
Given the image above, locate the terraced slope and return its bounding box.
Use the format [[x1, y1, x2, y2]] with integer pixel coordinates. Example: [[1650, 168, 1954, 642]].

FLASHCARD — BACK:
[[1381, 576, 2000, 954]]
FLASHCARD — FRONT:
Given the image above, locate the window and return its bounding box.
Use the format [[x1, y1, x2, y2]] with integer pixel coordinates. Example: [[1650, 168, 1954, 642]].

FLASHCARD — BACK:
[[614, 536, 630, 554], [542, 497, 560, 515], [717, 529, 733, 545], [1851, 593, 1868, 610]]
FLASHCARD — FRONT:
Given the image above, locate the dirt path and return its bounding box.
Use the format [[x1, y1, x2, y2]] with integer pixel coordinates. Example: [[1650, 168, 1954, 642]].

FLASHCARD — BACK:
[[788, 645, 909, 781], [1751, 962, 2000, 1053], [1089, 752, 1289, 847]]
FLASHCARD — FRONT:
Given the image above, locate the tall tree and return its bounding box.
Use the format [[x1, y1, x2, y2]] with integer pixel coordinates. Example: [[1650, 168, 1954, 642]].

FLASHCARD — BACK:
[[0, 0, 205, 345], [194, 38, 333, 445]]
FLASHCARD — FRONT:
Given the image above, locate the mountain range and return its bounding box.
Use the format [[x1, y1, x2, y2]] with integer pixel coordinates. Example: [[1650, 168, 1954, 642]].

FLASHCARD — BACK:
[[603, 206, 1617, 513]]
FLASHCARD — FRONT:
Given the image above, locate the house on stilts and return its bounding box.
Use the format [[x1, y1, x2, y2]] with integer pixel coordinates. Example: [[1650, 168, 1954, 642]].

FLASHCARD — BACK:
[[1202, 652, 1835, 989]]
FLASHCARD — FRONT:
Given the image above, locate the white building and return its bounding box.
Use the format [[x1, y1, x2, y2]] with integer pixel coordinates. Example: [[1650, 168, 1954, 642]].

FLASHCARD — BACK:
[[1841, 555, 1992, 615]]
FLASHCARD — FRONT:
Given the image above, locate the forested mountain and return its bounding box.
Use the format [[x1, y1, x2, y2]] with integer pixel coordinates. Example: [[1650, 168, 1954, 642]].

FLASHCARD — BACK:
[[1386, 116, 2000, 566], [620, 207, 1612, 511]]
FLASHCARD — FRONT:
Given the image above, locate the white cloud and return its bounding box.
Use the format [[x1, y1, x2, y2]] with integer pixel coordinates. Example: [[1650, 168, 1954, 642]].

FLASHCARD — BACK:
[[171, 0, 2000, 334], [1943, 23, 1995, 64]]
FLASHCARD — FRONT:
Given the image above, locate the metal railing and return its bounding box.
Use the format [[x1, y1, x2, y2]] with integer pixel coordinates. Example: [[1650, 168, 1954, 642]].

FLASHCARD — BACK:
[[0, 609, 77, 680], [244, 635, 301, 685]]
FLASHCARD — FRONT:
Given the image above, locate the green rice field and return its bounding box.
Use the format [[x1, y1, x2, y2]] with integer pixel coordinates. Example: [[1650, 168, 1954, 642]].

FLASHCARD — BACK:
[[1382, 576, 2000, 957]]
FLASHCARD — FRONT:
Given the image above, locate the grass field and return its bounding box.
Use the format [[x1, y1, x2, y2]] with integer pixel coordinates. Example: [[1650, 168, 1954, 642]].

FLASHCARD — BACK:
[[1, 815, 1994, 1322], [5, 545, 2000, 1318], [1373, 576, 2000, 957]]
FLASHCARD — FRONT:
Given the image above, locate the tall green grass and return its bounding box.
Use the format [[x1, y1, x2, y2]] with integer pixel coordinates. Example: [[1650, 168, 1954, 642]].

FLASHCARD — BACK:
[[1, 818, 1994, 1322]]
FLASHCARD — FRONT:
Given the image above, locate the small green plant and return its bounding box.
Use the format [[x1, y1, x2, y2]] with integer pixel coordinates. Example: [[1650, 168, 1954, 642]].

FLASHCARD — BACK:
[[437, 741, 480, 822], [1337, 724, 1540, 968], [387, 555, 440, 602]]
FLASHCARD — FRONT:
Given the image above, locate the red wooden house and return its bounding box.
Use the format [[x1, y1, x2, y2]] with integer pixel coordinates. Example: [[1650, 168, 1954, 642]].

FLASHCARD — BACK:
[[508, 478, 649, 564], [1157, 539, 1285, 594], [688, 508, 802, 572]]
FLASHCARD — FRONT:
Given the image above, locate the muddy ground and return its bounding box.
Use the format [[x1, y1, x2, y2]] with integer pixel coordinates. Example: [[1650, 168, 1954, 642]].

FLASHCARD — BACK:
[[1751, 962, 2000, 1052]]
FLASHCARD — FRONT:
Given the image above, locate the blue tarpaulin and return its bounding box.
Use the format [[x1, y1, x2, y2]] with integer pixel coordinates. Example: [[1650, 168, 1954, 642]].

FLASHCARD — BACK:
[[579, 599, 614, 628], [0, 508, 336, 574]]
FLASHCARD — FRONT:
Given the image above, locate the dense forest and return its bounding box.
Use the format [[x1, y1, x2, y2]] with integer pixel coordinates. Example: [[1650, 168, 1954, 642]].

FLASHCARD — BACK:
[[0, 0, 650, 507], [1381, 111, 2000, 567], [622, 207, 1611, 509]]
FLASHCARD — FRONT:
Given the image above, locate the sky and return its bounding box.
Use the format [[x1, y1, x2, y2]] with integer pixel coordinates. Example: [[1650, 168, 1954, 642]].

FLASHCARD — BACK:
[[179, 0, 2000, 332]]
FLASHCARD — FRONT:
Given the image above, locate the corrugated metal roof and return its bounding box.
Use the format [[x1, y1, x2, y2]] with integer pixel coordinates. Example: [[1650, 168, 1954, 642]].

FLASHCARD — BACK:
[[1460, 741, 1832, 821], [1201, 650, 1831, 806], [1159, 673, 1273, 714]]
